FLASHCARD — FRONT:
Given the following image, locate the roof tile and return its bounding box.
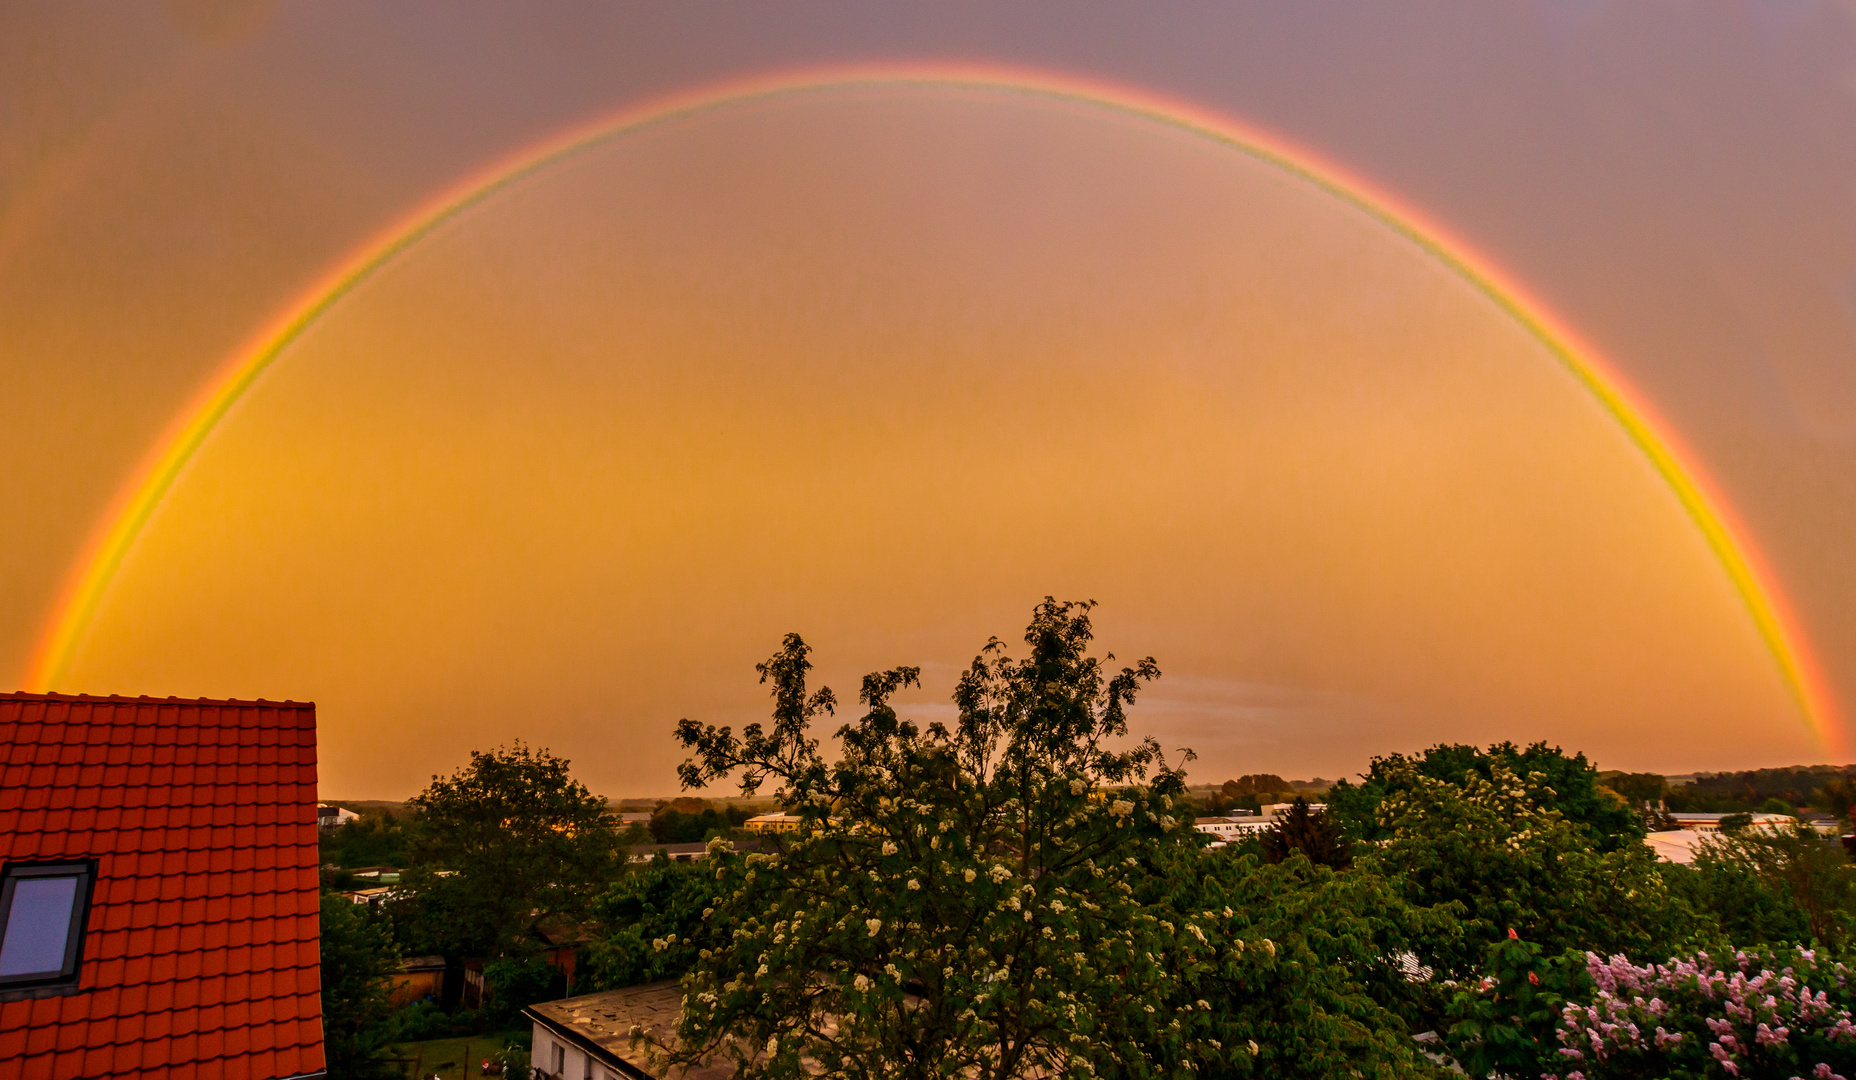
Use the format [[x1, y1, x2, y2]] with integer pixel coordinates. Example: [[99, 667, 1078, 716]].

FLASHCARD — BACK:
[[0, 694, 323, 1078]]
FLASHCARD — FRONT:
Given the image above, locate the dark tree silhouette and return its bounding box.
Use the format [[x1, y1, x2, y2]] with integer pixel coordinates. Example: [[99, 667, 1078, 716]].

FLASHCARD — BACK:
[[1261, 796, 1351, 869]]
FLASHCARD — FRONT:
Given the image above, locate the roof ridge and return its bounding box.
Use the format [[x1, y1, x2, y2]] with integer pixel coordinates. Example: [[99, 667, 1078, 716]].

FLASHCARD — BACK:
[[0, 691, 314, 708]]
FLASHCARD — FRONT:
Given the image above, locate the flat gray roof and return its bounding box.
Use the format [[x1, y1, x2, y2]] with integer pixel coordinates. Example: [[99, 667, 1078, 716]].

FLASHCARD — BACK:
[[527, 981, 736, 1080]]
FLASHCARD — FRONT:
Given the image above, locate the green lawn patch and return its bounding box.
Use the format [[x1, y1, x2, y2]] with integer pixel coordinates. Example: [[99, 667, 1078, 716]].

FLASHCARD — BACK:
[[385, 1032, 524, 1079]]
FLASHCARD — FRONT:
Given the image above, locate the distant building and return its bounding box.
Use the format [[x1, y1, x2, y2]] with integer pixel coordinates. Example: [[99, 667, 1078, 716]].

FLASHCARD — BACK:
[[744, 812, 804, 834], [614, 812, 652, 826], [391, 955, 446, 1007], [339, 885, 395, 908], [1194, 816, 1274, 846], [0, 692, 326, 1079], [317, 803, 359, 830], [1667, 812, 1793, 833], [1644, 830, 1705, 864], [1645, 812, 1827, 864], [1260, 802, 1327, 819], [627, 839, 765, 864]]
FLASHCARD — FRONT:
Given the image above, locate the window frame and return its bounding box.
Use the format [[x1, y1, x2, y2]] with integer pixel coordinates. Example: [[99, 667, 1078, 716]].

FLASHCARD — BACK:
[[0, 859, 97, 1001]]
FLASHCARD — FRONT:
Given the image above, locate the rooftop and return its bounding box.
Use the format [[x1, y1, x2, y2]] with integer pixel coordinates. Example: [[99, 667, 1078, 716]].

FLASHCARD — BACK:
[[527, 981, 736, 1080], [0, 692, 324, 1079]]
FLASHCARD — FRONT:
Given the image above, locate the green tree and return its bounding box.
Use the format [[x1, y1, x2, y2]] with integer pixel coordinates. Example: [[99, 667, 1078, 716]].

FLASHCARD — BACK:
[[1146, 844, 1454, 1078], [1328, 741, 1644, 852], [319, 809, 409, 869], [319, 892, 403, 1080], [582, 855, 719, 988], [1814, 776, 1856, 826], [664, 600, 1444, 1080], [1442, 933, 1592, 1080], [481, 956, 565, 1029], [668, 600, 1203, 1080], [395, 743, 620, 963], [1360, 760, 1708, 978], [1660, 850, 1812, 948], [1600, 771, 1667, 810], [1258, 797, 1351, 869], [648, 805, 739, 843], [1690, 821, 1856, 948]]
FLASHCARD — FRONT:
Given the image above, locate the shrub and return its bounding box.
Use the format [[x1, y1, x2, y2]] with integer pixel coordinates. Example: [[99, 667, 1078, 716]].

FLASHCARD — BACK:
[[1543, 949, 1856, 1080], [390, 1000, 482, 1041], [482, 957, 564, 1029]]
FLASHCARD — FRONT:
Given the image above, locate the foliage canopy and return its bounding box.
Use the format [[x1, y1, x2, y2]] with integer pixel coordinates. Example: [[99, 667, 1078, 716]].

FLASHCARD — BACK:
[[395, 742, 619, 961], [661, 599, 1441, 1080]]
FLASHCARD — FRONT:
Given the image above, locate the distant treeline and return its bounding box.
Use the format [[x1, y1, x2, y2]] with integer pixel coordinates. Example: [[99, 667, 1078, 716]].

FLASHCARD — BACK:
[[1602, 764, 1856, 813]]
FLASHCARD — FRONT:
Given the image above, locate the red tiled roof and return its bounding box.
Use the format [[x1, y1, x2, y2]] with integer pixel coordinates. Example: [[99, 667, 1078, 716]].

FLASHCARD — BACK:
[[0, 693, 325, 1080]]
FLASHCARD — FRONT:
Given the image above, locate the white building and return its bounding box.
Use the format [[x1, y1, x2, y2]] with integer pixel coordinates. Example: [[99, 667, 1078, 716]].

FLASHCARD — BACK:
[[317, 803, 359, 829], [1644, 813, 1822, 865], [527, 981, 735, 1080], [1194, 814, 1273, 846]]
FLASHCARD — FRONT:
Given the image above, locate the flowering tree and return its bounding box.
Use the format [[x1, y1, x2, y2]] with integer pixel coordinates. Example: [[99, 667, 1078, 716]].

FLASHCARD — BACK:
[[583, 856, 719, 989], [661, 600, 1235, 1080], [1542, 949, 1856, 1079], [1149, 843, 1456, 1078], [1328, 741, 1644, 852], [1361, 760, 1709, 978]]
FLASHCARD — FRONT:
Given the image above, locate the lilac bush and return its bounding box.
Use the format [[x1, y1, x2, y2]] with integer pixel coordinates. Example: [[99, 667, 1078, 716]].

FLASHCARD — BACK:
[[1544, 949, 1856, 1080]]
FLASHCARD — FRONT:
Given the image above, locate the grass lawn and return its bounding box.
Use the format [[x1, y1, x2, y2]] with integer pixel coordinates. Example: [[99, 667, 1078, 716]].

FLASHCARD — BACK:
[[385, 1033, 524, 1079]]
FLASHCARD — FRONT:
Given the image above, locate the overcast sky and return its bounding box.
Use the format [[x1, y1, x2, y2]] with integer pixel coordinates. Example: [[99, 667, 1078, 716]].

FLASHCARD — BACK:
[[5, 2, 1856, 796]]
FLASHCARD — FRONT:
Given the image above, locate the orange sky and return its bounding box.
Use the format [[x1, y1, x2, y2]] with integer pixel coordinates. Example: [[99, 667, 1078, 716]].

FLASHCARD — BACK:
[[5, 3, 1854, 796]]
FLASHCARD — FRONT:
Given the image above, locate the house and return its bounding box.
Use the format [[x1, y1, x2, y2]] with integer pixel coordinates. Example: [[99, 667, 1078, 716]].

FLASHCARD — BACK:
[[338, 885, 394, 908], [0, 692, 325, 1079], [315, 805, 357, 830], [743, 813, 802, 834], [525, 981, 734, 1080]]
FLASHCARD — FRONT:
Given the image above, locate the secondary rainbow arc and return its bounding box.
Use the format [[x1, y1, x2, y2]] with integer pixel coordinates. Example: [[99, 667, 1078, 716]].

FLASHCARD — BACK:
[[27, 61, 1839, 752]]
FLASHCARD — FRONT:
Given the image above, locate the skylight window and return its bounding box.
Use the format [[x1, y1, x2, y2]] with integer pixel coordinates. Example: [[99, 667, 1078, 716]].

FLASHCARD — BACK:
[[0, 861, 95, 998]]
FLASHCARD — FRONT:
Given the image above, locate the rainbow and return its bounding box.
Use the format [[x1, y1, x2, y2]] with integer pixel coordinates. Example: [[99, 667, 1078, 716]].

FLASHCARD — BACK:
[[26, 62, 1841, 752]]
